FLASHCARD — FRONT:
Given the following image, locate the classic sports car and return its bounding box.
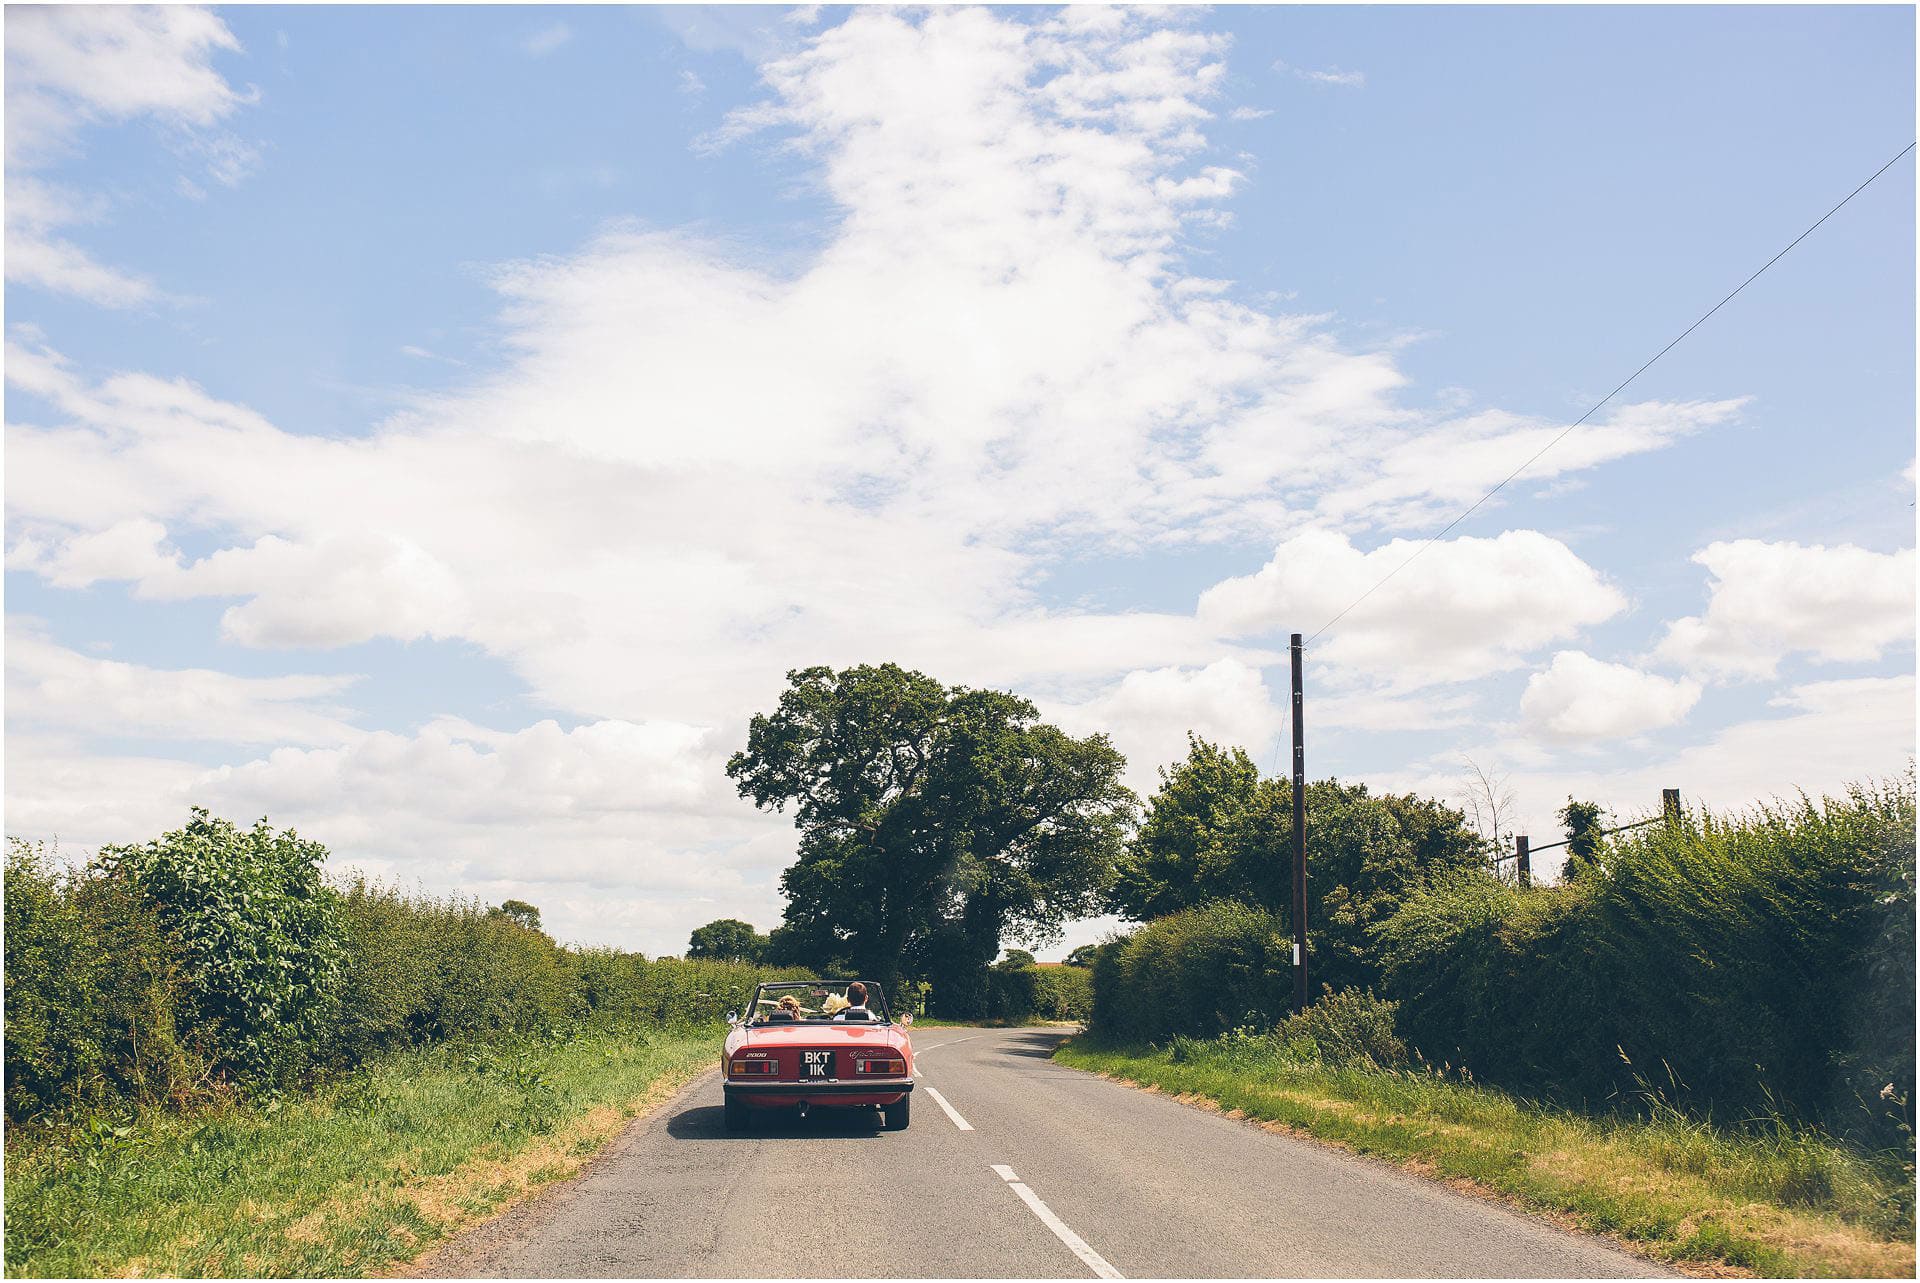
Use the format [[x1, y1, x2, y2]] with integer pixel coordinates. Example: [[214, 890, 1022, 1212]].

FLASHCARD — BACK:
[[722, 979, 914, 1131]]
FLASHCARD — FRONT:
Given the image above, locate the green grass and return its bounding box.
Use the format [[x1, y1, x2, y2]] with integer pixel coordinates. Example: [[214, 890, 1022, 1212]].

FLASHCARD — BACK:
[[4, 1027, 720, 1278], [1055, 1037, 1916, 1279]]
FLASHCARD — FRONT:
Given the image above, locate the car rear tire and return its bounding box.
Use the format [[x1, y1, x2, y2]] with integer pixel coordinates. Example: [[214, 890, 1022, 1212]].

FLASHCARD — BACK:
[[724, 1098, 751, 1132], [882, 1096, 910, 1131]]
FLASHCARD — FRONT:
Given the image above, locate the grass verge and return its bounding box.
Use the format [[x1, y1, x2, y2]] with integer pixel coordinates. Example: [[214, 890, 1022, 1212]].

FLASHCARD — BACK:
[[4, 1027, 719, 1278], [1054, 1038, 1915, 1278]]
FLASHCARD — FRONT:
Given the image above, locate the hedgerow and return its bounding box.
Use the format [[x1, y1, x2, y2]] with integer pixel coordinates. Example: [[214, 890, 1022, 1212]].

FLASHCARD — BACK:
[[4, 814, 806, 1129], [982, 963, 1093, 1023], [1375, 776, 1916, 1151], [1088, 900, 1293, 1043]]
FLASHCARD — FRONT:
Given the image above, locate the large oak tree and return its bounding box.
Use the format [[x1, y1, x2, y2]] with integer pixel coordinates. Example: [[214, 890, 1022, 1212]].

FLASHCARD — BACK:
[[727, 664, 1134, 1006]]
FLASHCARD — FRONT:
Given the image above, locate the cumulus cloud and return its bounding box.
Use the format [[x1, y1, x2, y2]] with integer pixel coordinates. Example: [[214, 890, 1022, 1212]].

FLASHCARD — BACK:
[[1520, 650, 1701, 742], [1046, 658, 1285, 793], [1197, 529, 1626, 689], [5, 5, 253, 306], [1656, 540, 1916, 678]]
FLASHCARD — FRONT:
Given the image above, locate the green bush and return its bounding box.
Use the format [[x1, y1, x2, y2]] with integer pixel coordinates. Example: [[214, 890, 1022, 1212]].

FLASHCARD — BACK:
[[1035, 965, 1094, 1021], [1167, 990, 1408, 1070], [1088, 901, 1292, 1043], [101, 810, 345, 1083], [1283, 987, 1408, 1067], [1376, 777, 1916, 1149], [4, 841, 208, 1123]]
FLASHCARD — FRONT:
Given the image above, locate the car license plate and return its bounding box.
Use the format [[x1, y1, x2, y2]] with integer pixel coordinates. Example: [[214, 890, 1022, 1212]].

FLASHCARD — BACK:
[[803, 1050, 833, 1079]]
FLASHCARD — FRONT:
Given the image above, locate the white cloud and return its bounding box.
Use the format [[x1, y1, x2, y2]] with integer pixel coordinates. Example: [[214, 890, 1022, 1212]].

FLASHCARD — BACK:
[[5, 5, 253, 306], [20, 517, 181, 587], [4, 177, 159, 307], [1046, 658, 1285, 793], [1197, 529, 1626, 689], [4, 5, 248, 162], [1229, 106, 1272, 121], [1520, 650, 1701, 741], [1308, 398, 1747, 530], [1275, 60, 1365, 88], [522, 23, 572, 58], [1656, 540, 1916, 678], [5, 620, 361, 747]]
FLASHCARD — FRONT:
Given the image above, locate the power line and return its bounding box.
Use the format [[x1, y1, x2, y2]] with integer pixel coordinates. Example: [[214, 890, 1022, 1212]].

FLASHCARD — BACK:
[[1303, 140, 1917, 649]]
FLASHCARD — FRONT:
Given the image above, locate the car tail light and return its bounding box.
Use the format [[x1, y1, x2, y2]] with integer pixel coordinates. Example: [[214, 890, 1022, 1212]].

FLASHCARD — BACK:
[[730, 1058, 778, 1076], [855, 1056, 906, 1076]]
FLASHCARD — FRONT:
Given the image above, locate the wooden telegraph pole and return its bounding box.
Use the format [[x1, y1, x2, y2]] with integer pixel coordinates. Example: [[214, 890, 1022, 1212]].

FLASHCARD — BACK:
[[1290, 633, 1308, 1015]]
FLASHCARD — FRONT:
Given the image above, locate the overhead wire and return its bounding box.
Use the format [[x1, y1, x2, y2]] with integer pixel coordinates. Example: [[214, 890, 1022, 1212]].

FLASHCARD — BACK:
[[1301, 140, 1917, 650]]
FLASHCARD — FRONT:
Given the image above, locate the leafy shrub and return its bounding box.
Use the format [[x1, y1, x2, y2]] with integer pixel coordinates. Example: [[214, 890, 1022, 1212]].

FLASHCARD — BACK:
[[1166, 991, 1406, 1070], [1283, 987, 1407, 1068], [1376, 777, 1916, 1149], [985, 963, 1043, 1023], [101, 810, 345, 1083], [1088, 901, 1292, 1043], [4, 841, 209, 1122], [1035, 965, 1094, 1021]]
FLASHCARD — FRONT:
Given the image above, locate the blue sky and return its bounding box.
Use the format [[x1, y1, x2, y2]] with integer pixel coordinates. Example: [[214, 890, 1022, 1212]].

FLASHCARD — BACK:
[[6, 4, 1914, 956]]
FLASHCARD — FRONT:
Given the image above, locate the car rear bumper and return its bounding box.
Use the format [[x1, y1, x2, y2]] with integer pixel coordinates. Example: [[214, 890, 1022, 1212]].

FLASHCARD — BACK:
[[725, 1078, 913, 1106]]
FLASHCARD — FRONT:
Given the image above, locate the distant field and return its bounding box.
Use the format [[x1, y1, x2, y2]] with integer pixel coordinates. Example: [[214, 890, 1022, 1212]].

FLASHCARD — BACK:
[[3, 1029, 716, 1279], [1055, 1039, 1916, 1279]]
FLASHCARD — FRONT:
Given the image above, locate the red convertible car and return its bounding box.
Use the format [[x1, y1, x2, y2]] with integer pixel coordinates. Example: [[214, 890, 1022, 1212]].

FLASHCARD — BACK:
[[722, 979, 914, 1131]]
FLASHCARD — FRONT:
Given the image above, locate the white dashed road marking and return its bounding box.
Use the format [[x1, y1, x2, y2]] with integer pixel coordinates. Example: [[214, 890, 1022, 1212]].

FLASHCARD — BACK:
[[990, 1164, 1123, 1279], [924, 1086, 974, 1131]]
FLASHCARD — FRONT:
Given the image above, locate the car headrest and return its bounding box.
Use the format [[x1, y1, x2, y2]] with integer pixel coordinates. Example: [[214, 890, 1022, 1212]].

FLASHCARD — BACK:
[[839, 1010, 872, 1022], [769, 1011, 797, 1023]]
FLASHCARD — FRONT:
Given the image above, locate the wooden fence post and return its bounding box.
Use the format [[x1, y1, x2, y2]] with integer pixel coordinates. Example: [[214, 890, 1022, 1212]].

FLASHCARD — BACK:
[[1515, 834, 1530, 888], [1662, 788, 1680, 822]]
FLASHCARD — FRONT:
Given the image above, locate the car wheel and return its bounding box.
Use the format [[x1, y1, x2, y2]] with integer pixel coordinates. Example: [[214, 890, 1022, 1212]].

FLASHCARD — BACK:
[[724, 1098, 751, 1132], [882, 1096, 910, 1131]]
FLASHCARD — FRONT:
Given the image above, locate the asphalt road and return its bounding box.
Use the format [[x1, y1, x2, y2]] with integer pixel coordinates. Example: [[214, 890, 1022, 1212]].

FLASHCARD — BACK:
[[419, 1027, 1669, 1279]]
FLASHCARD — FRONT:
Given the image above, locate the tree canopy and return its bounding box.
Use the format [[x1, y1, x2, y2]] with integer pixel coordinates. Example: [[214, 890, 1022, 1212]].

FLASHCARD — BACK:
[[1106, 736, 1486, 992], [687, 917, 767, 963], [489, 899, 542, 932], [727, 663, 1135, 1002]]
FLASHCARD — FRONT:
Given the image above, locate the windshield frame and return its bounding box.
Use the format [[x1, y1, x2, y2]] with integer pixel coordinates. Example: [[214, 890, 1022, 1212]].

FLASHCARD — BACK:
[[742, 979, 894, 1027]]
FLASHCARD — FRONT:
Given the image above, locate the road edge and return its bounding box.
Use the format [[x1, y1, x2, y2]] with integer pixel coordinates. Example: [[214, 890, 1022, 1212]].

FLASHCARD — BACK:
[[385, 1063, 719, 1279]]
